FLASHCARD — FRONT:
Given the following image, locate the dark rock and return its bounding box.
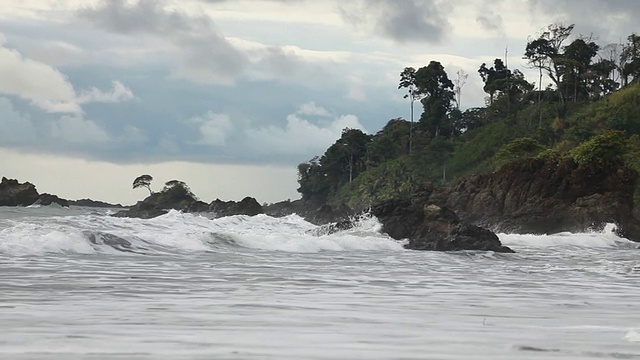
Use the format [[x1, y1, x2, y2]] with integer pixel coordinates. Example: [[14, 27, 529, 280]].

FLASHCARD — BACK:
[[371, 199, 514, 252], [209, 197, 264, 217], [184, 200, 210, 213], [112, 201, 168, 219], [427, 157, 640, 241], [69, 199, 124, 208], [34, 193, 69, 207], [307, 218, 357, 236], [112, 183, 201, 219], [0, 177, 39, 206], [263, 199, 354, 225]]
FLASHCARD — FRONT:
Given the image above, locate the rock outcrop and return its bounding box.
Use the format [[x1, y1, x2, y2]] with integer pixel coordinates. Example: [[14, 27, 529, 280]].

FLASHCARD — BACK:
[[420, 157, 640, 241], [0, 177, 40, 206], [371, 199, 514, 252], [264, 200, 354, 225], [112, 183, 203, 219], [34, 193, 70, 207], [112, 201, 168, 219], [209, 197, 264, 217], [69, 199, 124, 208]]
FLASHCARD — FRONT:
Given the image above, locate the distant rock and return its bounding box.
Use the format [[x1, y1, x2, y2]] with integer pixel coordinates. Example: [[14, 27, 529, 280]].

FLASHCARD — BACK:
[[112, 201, 168, 219], [209, 197, 264, 217], [34, 193, 69, 207], [69, 199, 124, 208], [264, 199, 354, 225], [371, 199, 514, 252], [0, 177, 39, 206]]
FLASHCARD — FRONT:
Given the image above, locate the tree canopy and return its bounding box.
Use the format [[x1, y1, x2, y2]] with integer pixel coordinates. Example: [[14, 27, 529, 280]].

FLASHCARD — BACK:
[[133, 174, 153, 195]]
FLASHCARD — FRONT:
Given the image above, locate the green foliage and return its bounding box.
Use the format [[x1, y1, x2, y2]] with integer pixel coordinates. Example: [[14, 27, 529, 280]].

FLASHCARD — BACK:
[[296, 128, 372, 203], [494, 138, 547, 169], [332, 157, 417, 209], [297, 26, 640, 208], [570, 131, 628, 167]]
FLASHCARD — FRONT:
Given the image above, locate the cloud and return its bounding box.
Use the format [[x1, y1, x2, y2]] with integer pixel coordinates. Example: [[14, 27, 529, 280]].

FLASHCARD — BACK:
[[78, 0, 247, 84], [245, 106, 366, 157], [526, 0, 640, 41], [339, 0, 449, 43], [296, 102, 331, 117], [77, 81, 136, 104], [50, 115, 111, 144], [188, 111, 232, 146], [0, 97, 38, 145], [0, 38, 136, 115], [0, 37, 80, 113], [476, 12, 504, 36]]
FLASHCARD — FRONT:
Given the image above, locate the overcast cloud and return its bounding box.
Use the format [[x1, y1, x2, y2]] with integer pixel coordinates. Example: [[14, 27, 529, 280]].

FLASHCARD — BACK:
[[1, 0, 638, 203]]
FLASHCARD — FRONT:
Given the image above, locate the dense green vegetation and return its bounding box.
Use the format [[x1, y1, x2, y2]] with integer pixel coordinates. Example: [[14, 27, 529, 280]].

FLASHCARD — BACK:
[[297, 24, 640, 209]]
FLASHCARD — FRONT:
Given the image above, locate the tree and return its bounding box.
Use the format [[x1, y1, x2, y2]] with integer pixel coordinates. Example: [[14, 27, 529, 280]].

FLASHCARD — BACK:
[[621, 33, 640, 85], [296, 129, 371, 203], [453, 70, 468, 109], [524, 23, 575, 103], [414, 61, 455, 137], [398, 67, 424, 152], [162, 180, 197, 202], [132, 174, 153, 195], [478, 59, 511, 105], [559, 38, 599, 101], [367, 118, 411, 166]]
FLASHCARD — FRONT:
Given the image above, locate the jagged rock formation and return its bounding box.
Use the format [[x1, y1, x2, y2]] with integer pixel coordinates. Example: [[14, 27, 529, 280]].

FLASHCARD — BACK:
[[69, 199, 124, 208], [421, 157, 640, 241], [264, 200, 354, 225], [0, 177, 39, 206], [371, 199, 514, 252], [33, 193, 70, 207], [209, 197, 263, 217]]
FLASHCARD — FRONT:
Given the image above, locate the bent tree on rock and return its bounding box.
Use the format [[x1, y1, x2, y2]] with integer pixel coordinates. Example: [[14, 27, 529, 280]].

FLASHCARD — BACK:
[[133, 174, 153, 195]]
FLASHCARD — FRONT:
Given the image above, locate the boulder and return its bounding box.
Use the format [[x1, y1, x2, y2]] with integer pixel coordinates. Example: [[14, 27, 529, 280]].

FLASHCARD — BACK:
[[371, 199, 514, 252], [0, 177, 39, 206]]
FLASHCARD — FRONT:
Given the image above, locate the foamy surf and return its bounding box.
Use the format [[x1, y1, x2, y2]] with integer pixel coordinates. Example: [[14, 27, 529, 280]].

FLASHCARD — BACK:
[[624, 329, 640, 342], [498, 223, 637, 249], [0, 209, 403, 256]]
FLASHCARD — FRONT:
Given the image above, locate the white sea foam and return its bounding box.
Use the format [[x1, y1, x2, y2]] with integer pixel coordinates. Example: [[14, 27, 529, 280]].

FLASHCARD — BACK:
[[0, 208, 403, 255], [624, 329, 640, 342], [498, 223, 636, 249]]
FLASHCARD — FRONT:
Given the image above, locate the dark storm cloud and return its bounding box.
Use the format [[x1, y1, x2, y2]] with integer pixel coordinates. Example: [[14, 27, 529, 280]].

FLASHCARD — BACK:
[[77, 0, 247, 83], [339, 0, 449, 43], [527, 0, 640, 41]]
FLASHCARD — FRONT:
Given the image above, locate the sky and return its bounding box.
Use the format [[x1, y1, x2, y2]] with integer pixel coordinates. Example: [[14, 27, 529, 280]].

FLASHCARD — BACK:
[[1, 0, 639, 205]]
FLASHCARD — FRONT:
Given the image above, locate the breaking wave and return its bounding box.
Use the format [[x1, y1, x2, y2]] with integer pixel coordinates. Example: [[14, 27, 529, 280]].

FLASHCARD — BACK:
[[0, 209, 403, 256]]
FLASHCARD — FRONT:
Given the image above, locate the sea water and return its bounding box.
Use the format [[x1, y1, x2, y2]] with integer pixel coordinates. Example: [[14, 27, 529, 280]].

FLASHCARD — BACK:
[[0, 206, 639, 359]]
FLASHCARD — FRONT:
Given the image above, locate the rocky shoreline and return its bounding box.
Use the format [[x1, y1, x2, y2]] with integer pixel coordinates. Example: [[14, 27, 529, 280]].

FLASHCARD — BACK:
[[0, 177, 124, 208], [3, 152, 640, 253]]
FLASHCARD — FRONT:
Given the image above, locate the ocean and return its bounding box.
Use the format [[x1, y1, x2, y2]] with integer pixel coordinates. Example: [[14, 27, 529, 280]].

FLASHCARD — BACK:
[[1, 206, 639, 360]]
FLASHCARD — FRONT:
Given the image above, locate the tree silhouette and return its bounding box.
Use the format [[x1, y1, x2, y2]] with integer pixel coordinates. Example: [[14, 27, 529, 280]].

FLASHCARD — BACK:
[[133, 174, 153, 195]]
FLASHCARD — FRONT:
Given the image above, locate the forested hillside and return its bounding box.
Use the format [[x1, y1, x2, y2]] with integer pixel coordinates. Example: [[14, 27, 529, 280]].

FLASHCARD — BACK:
[[296, 24, 640, 209]]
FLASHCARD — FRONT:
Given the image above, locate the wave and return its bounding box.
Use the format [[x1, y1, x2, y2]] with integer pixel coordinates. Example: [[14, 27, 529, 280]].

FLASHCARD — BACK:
[[0, 210, 404, 256], [498, 223, 638, 249]]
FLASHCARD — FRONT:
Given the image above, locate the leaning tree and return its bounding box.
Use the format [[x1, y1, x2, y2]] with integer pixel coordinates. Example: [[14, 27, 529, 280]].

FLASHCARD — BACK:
[[132, 174, 153, 195]]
